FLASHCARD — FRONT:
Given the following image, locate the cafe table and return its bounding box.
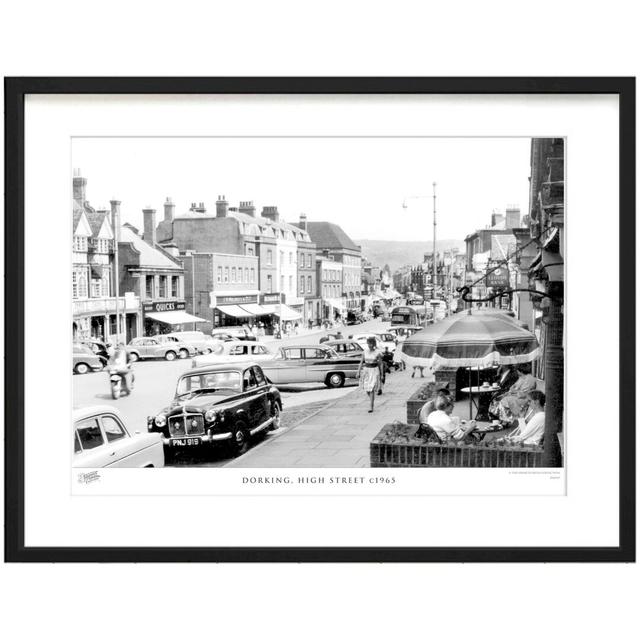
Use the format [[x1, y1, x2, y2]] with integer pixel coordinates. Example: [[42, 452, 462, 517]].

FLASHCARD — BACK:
[[460, 385, 499, 421]]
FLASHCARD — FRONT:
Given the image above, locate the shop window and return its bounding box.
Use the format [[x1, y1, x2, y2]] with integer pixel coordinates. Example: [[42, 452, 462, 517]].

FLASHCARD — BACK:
[[145, 275, 154, 299], [217, 267, 222, 283]]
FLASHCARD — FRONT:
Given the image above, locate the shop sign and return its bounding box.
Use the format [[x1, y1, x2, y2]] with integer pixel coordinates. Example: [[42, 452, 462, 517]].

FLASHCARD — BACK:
[[143, 300, 185, 313], [216, 294, 258, 305], [260, 292, 284, 304], [486, 266, 510, 289]]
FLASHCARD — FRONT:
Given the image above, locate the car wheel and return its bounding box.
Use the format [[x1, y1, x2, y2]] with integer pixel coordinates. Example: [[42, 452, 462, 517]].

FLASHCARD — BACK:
[[269, 402, 281, 431], [178, 348, 189, 359], [74, 362, 90, 375], [165, 350, 177, 361], [129, 352, 139, 362], [231, 422, 250, 456], [325, 372, 345, 388]]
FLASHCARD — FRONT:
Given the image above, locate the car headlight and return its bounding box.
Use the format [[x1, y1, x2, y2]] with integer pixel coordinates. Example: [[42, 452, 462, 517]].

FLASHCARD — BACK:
[[154, 414, 167, 427], [204, 409, 218, 422]]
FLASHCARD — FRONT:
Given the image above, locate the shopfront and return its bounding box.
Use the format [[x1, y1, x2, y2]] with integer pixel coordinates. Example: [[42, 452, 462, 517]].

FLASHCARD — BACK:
[[143, 300, 207, 335]]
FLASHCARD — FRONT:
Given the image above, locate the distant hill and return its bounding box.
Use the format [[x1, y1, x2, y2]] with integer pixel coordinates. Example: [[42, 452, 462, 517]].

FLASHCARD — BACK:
[[355, 238, 466, 272]]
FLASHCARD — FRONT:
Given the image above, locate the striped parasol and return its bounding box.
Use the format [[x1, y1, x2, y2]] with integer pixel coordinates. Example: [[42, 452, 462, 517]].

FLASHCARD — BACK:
[[399, 310, 540, 369]]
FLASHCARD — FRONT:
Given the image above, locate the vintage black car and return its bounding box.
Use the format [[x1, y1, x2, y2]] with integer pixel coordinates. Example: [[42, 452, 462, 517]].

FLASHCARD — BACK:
[[148, 362, 282, 457]]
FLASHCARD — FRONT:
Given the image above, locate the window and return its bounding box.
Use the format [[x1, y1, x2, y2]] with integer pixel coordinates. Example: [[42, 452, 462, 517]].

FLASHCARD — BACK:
[[305, 348, 330, 360], [77, 272, 88, 298], [231, 267, 236, 283], [279, 251, 284, 265], [252, 345, 268, 355], [171, 276, 179, 298], [75, 418, 104, 451], [242, 368, 257, 391], [159, 276, 167, 298], [307, 254, 312, 268], [224, 267, 229, 283], [73, 235, 88, 252], [230, 344, 249, 356], [102, 415, 126, 443], [307, 275, 312, 293], [145, 275, 154, 299], [245, 267, 249, 283], [253, 366, 266, 385], [284, 348, 304, 360], [267, 250, 273, 266], [267, 274, 273, 293], [289, 275, 293, 291], [217, 266, 222, 283], [101, 272, 110, 297], [300, 275, 305, 295], [289, 252, 293, 264], [246, 246, 254, 256], [91, 279, 101, 297], [280, 275, 284, 292], [72, 271, 78, 299], [251, 268, 255, 283]]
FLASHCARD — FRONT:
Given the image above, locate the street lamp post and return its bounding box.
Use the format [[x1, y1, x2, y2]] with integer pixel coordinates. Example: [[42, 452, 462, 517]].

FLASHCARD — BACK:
[[110, 199, 122, 344]]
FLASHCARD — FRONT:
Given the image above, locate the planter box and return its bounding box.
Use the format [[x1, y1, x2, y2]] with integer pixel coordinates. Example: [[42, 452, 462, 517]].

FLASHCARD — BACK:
[[370, 423, 544, 468], [406, 382, 437, 425]]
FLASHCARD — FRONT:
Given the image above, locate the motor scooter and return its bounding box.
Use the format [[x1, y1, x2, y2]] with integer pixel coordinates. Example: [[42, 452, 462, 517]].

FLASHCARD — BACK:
[[107, 364, 134, 399]]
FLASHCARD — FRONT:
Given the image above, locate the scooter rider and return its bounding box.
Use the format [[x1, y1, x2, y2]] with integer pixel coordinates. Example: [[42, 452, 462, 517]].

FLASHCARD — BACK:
[[109, 342, 134, 394]]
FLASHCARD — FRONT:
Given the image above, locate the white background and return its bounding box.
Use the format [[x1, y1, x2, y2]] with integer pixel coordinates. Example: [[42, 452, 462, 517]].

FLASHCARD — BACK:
[[1, 2, 638, 640]]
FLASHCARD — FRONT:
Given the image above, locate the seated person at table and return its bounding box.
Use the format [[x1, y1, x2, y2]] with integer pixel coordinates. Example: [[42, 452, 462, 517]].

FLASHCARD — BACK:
[[494, 365, 519, 393], [418, 387, 451, 428], [489, 363, 537, 427], [426, 396, 477, 441], [496, 390, 545, 446]]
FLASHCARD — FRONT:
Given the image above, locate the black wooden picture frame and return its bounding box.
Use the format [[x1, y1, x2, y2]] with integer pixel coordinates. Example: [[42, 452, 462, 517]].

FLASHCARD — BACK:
[[4, 77, 635, 562]]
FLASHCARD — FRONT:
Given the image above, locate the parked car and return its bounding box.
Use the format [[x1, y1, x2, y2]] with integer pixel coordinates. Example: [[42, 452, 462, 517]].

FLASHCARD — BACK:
[[73, 406, 164, 468], [319, 331, 345, 344], [211, 327, 257, 342], [387, 325, 423, 341], [76, 338, 110, 365], [349, 332, 397, 352], [261, 345, 359, 388], [323, 339, 365, 359], [148, 362, 282, 457], [165, 330, 223, 354], [126, 336, 196, 361], [73, 343, 104, 374], [346, 310, 363, 325], [192, 341, 275, 367]]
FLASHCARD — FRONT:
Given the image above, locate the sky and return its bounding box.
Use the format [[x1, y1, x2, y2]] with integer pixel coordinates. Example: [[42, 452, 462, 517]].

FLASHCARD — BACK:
[[72, 137, 531, 242]]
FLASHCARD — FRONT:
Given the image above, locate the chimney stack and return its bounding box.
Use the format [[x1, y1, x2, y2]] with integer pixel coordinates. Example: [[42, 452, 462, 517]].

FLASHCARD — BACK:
[[261, 205, 279, 223], [505, 206, 521, 229], [109, 200, 121, 242], [299, 213, 308, 230], [491, 212, 505, 227], [143, 207, 157, 247], [164, 197, 175, 222], [73, 170, 87, 204], [215, 195, 228, 218], [239, 200, 257, 217]]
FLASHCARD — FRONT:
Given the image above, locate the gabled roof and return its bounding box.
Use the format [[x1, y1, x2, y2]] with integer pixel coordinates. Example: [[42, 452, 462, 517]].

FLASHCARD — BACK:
[[85, 210, 111, 237], [73, 210, 92, 237], [305, 222, 359, 252], [119, 225, 183, 270]]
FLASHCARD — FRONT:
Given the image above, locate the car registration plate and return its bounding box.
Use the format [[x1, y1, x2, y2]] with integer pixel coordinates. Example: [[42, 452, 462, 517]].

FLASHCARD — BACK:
[[171, 437, 201, 447]]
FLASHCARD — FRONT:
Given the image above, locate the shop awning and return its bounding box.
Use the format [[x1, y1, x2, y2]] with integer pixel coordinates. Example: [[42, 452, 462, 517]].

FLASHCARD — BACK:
[[239, 303, 270, 315], [146, 310, 208, 325], [258, 304, 302, 320], [216, 304, 252, 318]]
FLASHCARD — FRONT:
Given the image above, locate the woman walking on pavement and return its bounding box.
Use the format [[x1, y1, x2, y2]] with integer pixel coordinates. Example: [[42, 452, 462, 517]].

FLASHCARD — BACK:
[[357, 336, 383, 413]]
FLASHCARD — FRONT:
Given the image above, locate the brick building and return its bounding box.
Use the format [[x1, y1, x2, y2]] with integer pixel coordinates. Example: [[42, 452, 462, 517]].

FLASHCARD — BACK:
[[316, 254, 344, 320], [295, 214, 320, 325]]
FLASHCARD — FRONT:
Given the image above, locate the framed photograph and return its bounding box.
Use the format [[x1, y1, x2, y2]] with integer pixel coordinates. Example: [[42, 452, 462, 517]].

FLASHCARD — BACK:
[[5, 77, 635, 562]]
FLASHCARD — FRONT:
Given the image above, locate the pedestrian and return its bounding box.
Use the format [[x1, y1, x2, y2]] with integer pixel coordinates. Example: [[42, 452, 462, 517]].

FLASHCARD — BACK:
[[357, 336, 383, 413], [293, 321, 299, 335], [308, 318, 313, 330]]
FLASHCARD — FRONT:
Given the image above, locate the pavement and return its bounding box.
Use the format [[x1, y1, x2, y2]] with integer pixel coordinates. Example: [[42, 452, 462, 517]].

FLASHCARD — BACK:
[[225, 366, 428, 468]]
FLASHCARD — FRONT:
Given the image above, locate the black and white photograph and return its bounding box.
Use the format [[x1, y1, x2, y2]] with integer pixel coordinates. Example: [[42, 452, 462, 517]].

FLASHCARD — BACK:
[[71, 135, 564, 471]]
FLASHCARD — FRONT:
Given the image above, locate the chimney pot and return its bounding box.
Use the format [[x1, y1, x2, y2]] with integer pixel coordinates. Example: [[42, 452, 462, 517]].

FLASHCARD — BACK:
[[216, 195, 229, 218], [164, 197, 175, 222]]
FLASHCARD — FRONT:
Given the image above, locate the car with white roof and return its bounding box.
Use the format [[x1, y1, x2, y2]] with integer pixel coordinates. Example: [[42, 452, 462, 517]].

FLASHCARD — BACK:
[[73, 405, 164, 468], [192, 341, 275, 367], [348, 332, 397, 352]]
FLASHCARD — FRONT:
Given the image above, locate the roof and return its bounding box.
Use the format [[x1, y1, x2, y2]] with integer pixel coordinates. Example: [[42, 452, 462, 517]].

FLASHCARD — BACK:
[[230, 211, 312, 242], [119, 225, 183, 270], [305, 222, 360, 252], [73, 405, 123, 421], [85, 209, 111, 236]]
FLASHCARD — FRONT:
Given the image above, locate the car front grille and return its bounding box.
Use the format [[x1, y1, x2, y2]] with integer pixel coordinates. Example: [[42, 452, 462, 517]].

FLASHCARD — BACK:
[[169, 414, 205, 437]]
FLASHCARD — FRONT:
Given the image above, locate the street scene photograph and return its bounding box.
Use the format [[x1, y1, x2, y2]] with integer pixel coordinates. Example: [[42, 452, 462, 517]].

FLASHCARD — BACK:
[[72, 136, 565, 470]]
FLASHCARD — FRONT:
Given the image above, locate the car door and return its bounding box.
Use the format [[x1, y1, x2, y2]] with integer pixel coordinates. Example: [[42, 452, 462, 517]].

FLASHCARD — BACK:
[[266, 347, 305, 384], [302, 347, 333, 382], [98, 414, 146, 467], [241, 366, 268, 428], [74, 416, 108, 467], [139, 338, 155, 358]]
